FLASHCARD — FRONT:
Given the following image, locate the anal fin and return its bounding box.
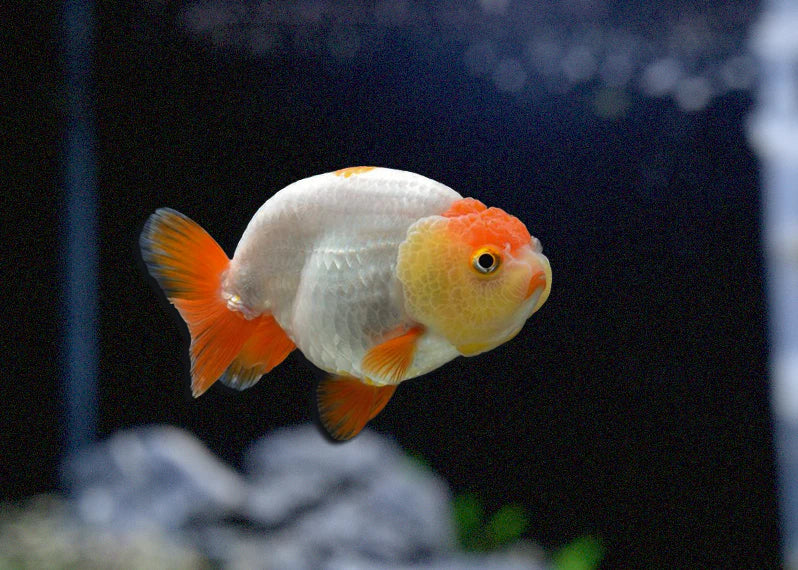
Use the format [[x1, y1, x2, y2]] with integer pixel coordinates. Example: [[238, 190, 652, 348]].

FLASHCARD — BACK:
[[218, 314, 296, 391], [317, 376, 397, 441]]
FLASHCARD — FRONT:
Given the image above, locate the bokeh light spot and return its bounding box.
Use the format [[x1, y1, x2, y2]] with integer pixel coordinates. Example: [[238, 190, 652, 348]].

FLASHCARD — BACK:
[[673, 75, 713, 112], [640, 57, 683, 97], [479, 0, 512, 16], [464, 40, 499, 78], [592, 87, 630, 119], [562, 45, 597, 84], [493, 57, 527, 92]]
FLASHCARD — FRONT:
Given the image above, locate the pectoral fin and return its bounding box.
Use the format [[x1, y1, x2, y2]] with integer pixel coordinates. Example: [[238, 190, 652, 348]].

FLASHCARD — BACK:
[[362, 325, 424, 384], [316, 376, 397, 441]]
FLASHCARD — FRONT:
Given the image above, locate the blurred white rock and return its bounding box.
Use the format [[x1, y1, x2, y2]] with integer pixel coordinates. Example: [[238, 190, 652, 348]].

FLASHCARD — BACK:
[[57, 424, 547, 569], [63, 425, 247, 530]]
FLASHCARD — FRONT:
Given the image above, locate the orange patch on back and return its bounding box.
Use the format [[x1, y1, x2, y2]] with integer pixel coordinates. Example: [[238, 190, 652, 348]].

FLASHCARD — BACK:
[[362, 325, 424, 384], [140, 208, 294, 397], [317, 376, 397, 441], [334, 166, 377, 178], [442, 198, 531, 253]]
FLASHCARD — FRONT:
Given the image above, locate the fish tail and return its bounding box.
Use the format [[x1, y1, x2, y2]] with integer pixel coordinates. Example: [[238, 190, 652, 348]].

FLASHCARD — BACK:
[[140, 208, 294, 397]]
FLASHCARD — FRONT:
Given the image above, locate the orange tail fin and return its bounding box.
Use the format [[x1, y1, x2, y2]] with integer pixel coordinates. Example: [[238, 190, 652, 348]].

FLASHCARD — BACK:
[[140, 208, 295, 396]]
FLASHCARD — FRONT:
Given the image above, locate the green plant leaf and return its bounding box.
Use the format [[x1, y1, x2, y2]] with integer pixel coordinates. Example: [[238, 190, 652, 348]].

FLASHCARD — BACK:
[[453, 493, 484, 549], [552, 535, 605, 570], [404, 450, 432, 471], [485, 503, 529, 547]]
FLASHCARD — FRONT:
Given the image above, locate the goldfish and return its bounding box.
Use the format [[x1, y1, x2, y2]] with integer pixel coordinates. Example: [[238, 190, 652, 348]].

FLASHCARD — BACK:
[[140, 166, 551, 440]]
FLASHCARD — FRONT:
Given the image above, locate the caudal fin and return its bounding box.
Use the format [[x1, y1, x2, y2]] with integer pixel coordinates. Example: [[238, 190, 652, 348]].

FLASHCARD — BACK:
[[140, 208, 294, 396]]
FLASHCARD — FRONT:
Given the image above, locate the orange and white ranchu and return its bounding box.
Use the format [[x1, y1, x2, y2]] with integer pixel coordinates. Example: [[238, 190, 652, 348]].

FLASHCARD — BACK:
[[140, 167, 551, 440]]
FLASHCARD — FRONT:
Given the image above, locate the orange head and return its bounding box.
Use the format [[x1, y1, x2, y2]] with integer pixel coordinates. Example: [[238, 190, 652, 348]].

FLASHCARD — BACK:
[[397, 198, 551, 356]]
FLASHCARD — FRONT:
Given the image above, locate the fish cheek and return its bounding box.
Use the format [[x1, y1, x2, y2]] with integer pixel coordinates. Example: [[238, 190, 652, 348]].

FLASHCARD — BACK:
[[397, 219, 470, 333], [454, 264, 530, 344], [397, 218, 524, 348]]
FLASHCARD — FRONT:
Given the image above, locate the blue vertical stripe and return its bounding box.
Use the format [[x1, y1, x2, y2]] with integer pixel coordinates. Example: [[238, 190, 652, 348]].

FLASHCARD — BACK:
[[749, 0, 798, 563], [63, 0, 97, 454]]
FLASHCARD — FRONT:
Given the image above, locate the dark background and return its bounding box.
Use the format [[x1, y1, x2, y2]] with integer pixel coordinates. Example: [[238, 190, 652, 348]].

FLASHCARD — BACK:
[[5, 3, 779, 567]]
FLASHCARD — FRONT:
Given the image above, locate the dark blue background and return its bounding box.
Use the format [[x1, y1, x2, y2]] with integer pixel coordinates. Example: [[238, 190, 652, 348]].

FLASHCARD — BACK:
[[4, 3, 779, 567]]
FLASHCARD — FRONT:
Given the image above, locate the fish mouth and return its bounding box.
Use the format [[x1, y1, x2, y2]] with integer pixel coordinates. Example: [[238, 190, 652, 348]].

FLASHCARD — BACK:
[[524, 251, 552, 314]]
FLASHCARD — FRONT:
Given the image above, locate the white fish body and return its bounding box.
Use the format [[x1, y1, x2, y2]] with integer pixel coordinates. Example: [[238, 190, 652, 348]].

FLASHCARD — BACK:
[[140, 166, 551, 440], [225, 167, 462, 382]]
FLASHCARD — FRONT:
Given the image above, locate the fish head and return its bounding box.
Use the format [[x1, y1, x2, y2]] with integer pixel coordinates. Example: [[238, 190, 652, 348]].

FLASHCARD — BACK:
[[397, 198, 551, 357]]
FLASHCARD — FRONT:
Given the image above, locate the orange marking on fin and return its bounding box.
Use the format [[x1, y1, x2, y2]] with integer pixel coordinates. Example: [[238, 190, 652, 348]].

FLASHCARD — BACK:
[[317, 376, 396, 441], [362, 325, 424, 384], [442, 198, 531, 253], [140, 208, 294, 397], [140, 208, 228, 301], [218, 313, 296, 392], [334, 166, 376, 178]]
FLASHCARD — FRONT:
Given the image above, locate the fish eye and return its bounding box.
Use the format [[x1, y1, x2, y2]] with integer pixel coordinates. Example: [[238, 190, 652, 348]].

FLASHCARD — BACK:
[[472, 248, 500, 274]]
